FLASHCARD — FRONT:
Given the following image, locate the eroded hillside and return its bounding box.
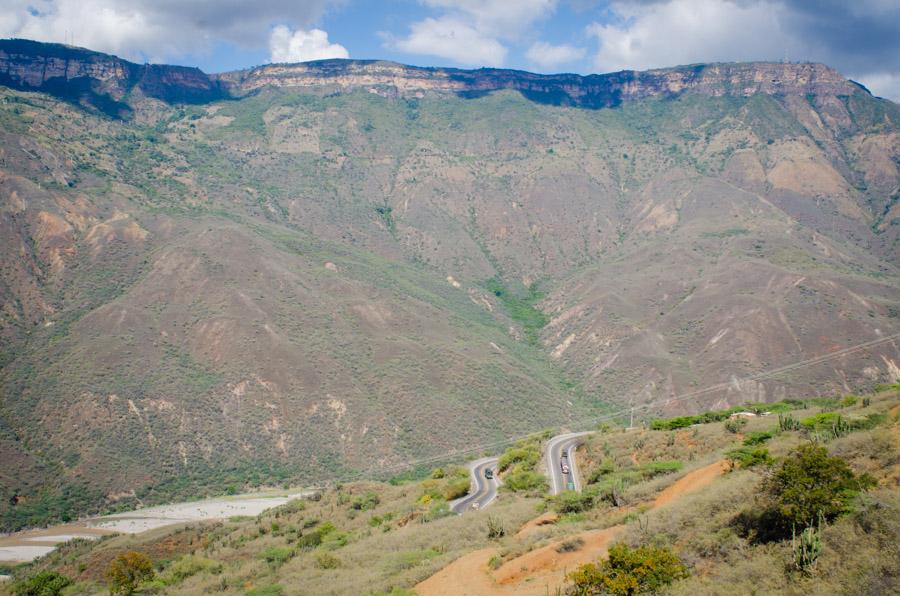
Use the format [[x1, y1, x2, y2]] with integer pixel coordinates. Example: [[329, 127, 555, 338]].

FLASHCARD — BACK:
[[0, 40, 898, 529]]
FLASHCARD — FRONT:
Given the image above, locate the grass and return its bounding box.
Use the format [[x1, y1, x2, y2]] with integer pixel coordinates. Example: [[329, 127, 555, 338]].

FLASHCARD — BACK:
[[483, 278, 549, 346]]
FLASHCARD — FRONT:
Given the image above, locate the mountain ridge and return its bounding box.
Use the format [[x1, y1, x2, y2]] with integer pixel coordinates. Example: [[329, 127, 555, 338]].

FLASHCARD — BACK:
[[0, 38, 874, 115]]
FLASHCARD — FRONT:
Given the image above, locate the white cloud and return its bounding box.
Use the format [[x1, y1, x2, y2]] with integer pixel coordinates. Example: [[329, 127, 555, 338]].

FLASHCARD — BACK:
[[421, 0, 558, 38], [0, 0, 337, 63], [587, 0, 788, 73], [391, 16, 507, 66], [269, 26, 348, 63], [586, 0, 900, 100], [526, 41, 586, 70], [388, 0, 558, 67], [854, 73, 900, 102]]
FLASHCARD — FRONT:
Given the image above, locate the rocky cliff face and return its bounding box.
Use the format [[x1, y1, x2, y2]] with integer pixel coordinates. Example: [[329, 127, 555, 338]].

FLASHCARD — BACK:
[[1, 38, 866, 115], [220, 60, 859, 107], [0, 39, 224, 115]]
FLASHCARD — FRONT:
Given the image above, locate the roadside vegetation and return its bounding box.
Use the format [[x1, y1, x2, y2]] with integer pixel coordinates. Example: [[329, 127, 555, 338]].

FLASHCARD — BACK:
[[3, 385, 897, 595]]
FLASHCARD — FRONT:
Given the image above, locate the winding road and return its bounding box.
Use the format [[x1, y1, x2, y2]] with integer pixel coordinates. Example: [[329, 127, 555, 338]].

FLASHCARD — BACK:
[[450, 457, 500, 514], [545, 432, 594, 495]]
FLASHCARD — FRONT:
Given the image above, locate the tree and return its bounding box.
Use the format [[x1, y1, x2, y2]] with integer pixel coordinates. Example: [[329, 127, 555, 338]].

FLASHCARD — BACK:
[[763, 443, 876, 528], [568, 543, 688, 595], [106, 551, 155, 595]]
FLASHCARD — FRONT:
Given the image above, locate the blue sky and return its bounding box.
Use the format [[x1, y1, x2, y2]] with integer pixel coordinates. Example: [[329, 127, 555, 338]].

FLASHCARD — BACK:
[[3, 0, 900, 99]]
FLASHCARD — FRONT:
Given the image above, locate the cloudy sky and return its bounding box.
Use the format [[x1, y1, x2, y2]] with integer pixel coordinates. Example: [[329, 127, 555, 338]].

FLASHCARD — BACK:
[[2, 0, 899, 100]]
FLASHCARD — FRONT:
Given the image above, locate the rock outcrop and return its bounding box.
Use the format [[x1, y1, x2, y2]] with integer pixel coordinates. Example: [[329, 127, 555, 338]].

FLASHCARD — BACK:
[[0, 39, 225, 115], [219, 59, 860, 107], [0, 38, 867, 115]]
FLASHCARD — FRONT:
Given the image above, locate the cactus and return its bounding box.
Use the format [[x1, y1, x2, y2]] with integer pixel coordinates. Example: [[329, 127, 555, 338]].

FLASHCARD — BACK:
[[486, 515, 505, 539], [830, 415, 852, 439], [791, 519, 823, 573], [779, 413, 802, 431]]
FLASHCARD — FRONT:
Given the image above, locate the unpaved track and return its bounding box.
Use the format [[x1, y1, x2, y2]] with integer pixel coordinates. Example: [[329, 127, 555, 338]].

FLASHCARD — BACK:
[[416, 460, 727, 596]]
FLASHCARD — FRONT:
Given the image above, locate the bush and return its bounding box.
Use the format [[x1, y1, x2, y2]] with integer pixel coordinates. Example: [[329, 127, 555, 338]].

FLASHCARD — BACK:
[[443, 476, 471, 500], [743, 431, 775, 446], [486, 515, 506, 539], [260, 547, 294, 567], [726, 446, 774, 469], [351, 491, 380, 511], [556, 537, 584, 553], [735, 443, 878, 542], [105, 551, 155, 595], [12, 571, 72, 596], [762, 443, 875, 528], [639, 460, 683, 478], [503, 469, 547, 492], [567, 543, 688, 595], [498, 446, 539, 472], [162, 555, 222, 584], [724, 418, 747, 434], [552, 490, 596, 514], [314, 552, 341, 569]]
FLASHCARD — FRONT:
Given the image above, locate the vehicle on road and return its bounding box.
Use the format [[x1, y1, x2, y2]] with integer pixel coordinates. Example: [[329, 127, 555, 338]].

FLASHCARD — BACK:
[[560, 462, 570, 474], [484, 468, 494, 480]]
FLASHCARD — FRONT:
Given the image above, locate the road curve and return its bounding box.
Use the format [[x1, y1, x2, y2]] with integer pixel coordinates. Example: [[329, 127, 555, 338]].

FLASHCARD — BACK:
[[546, 432, 594, 495], [449, 457, 500, 514]]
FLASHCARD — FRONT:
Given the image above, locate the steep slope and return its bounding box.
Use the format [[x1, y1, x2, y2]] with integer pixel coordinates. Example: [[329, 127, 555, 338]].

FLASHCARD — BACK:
[[0, 40, 898, 529]]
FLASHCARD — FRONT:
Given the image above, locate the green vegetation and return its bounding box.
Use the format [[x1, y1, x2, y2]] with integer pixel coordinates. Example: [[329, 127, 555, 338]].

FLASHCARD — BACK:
[[4, 388, 896, 596], [762, 443, 876, 529], [497, 435, 548, 493], [483, 278, 548, 345], [10, 571, 72, 596], [726, 446, 774, 468], [105, 552, 154, 595], [568, 543, 689, 595]]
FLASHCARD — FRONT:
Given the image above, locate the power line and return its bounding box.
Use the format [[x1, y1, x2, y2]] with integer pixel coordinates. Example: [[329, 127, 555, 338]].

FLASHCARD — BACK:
[[312, 332, 900, 487]]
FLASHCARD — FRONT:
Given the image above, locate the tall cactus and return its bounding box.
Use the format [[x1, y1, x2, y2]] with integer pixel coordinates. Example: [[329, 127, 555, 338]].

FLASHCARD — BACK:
[[791, 519, 823, 573]]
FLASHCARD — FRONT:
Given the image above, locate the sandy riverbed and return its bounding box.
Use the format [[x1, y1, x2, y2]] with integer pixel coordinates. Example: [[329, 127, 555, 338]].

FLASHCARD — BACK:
[[0, 490, 307, 564]]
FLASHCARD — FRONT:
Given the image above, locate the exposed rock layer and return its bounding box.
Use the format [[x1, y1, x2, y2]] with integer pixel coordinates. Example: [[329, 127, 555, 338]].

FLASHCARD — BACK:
[[0, 38, 864, 113]]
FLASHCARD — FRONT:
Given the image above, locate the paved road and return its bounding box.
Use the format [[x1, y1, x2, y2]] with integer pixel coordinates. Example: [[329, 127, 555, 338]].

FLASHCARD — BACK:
[[449, 457, 500, 514], [546, 432, 594, 495]]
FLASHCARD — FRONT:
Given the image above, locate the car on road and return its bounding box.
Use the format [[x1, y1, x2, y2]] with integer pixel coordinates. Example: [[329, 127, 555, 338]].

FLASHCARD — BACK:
[[484, 468, 494, 480], [560, 461, 570, 474]]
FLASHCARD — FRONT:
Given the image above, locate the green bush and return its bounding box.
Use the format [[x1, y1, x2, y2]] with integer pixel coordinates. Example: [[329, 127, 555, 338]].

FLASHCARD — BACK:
[[162, 555, 223, 584], [726, 446, 774, 468], [105, 551, 155, 595], [639, 460, 683, 478], [552, 490, 596, 514], [724, 418, 748, 434], [498, 446, 539, 472], [314, 552, 341, 569], [737, 443, 878, 542], [743, 431, 775, 446], [351, 491, 380, 511], [763, 443, 875, 528], [503, 469, 547, 492], [12, 571, 73, 596], [260, 547, 294, 567], [443, 476, 472, 500], [567, 543, 688, 595]]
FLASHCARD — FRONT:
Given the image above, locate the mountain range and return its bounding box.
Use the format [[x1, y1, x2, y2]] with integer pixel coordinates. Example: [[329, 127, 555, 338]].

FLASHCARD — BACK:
[[0, 38, 898, 530]]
